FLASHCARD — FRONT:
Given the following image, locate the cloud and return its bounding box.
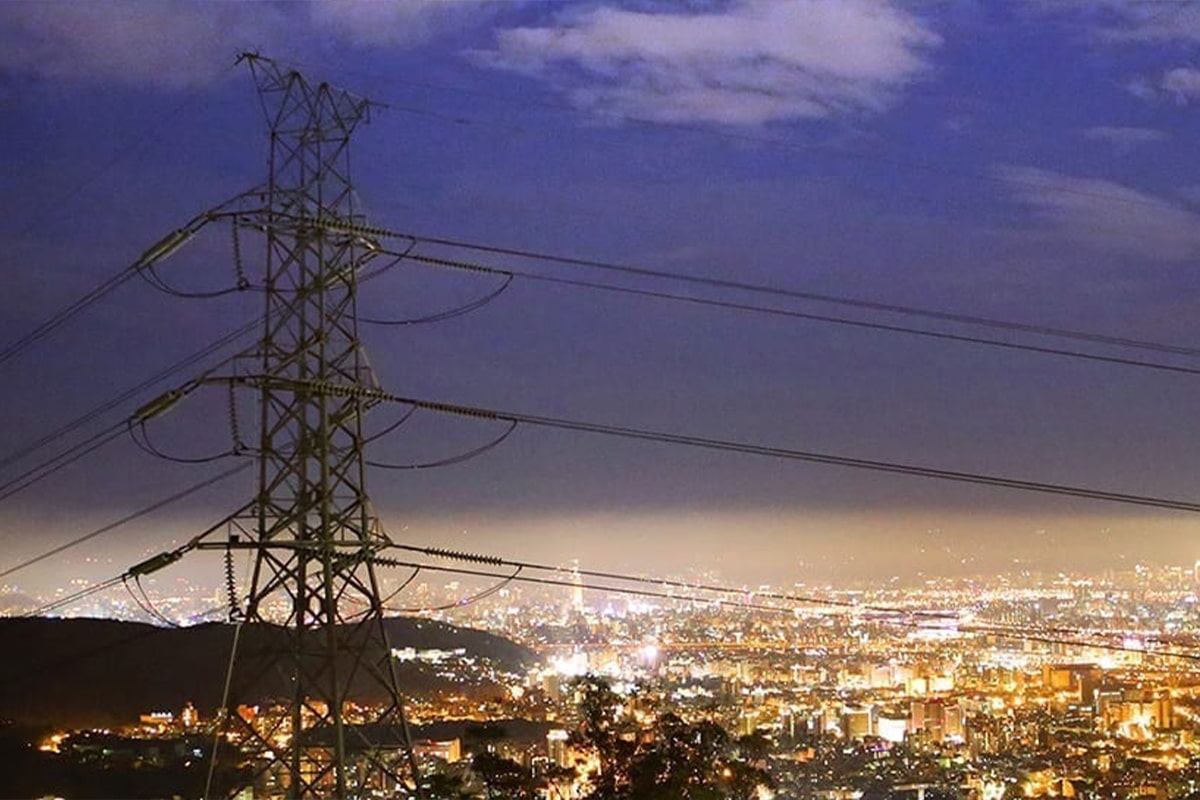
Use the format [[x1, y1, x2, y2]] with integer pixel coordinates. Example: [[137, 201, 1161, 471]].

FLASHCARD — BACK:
[[308, 0, 507, 48], [474, 0, 940, 126], [1094, 1, 1200, 43], [0, 2, 290, 88], [1123, 65, 1200, 105], [1080, 125, 1168, 149], [1024, 0, 1200, 43], [1162, 66, 1200, 102], [0, 1, 501, 88], [998, 166, 1200, 263]]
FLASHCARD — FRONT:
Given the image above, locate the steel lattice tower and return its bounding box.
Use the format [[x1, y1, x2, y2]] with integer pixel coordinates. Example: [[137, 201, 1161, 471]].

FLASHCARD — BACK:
[[209, 55, 421, 799]]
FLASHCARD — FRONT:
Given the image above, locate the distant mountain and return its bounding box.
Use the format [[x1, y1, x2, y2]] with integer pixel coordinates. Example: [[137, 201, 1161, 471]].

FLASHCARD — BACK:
[[0, 616, 535, 728]]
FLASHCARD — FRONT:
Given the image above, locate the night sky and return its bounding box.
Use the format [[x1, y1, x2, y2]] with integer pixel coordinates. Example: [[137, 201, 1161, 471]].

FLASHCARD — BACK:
[[2, 0, 1200, 594]]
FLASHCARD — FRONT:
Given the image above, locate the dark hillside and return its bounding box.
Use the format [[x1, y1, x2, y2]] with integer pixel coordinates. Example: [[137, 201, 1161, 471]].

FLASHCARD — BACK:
[[0, 616, 534, 727]]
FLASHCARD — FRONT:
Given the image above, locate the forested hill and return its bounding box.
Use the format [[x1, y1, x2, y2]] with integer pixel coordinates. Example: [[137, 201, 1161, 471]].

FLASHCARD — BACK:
[[0, 616, 535, 728]]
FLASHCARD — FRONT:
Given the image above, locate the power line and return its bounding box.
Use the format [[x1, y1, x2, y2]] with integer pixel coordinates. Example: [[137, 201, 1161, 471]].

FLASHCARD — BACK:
[[316, 219, 1200, 360], [366, 419, 518, 471], [0, 320, 257, 473], [0, 421, 130, 506], [0, 197, 254, 370], [10, 59, 240, 242], [22, 497, 253, 619], [23, 573, 129, 618], [389, 250, 1200, 379], [367, 556, 1200, 665], [0, 371, 215, 507], [388, 543, 1182, 658], [0, 267, 144, 369], [388, 544, 955, 619], [357, 390, 1200, 514], [0, 461, 251, 582]]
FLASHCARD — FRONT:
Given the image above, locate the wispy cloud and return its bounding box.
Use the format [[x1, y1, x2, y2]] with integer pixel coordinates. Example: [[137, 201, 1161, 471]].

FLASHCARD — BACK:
[[1024, 0, 1200, 43], [1093, 1, 1200, 43], [1080, 125, 1168, 149], [474, 0, 940, 126], [1161, 66, 1200, 102], [998, 166, 1200, 263], [1123, 65, 1200, 104], [0, 2, 285, 88], [0, 1, 500, 88], [308, 0, 507, 48]]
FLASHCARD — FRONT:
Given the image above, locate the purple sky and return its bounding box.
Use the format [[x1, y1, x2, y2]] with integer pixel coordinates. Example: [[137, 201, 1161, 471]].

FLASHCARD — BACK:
[[2, 1, 1200, 593]]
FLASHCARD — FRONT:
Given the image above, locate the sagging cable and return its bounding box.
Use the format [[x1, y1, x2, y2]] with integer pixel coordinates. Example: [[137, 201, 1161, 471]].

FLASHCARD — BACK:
[[359, 273, 513, 326], [366, 419, 517, 470]]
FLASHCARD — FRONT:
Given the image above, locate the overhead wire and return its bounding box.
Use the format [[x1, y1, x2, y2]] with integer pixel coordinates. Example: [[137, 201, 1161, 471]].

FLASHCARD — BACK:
[[128, 417, 243, 464], [366, 556, 1200, 665], [349, 390, 1200, 515], [0, 421, 130, 506], [357, 235, 417, 284], [366, 419, 518, 470], [0, 460, 252, 582], [380, 566, 423, 608], [364, 406, 419, 446], [16, 51, 1200, 686], [123, 574, 179, 628], [21, 499, 253, 619], [388, 543, 956, 621], [386, 543, 1177, 653], [335, 224, 1200, 360], [0, 193, 260, 369], [0, 365, 230, 508], [0, 319, 259, 473], [139, 258, 251, 299], [23, 574, 129, 618], [387, 565, 523, 614], [359, 272, 514, 326], [381, 249, 1200, 379], [0, 267, 145, 368]]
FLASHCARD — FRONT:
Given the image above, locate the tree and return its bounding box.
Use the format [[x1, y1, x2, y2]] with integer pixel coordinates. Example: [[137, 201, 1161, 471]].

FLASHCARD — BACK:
[[571, 676, 774, 800], [472, 751, 538, 800]]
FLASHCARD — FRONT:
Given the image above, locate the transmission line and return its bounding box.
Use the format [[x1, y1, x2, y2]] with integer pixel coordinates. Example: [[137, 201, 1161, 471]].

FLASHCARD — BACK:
[[0, 461, 251, 582], [11, 60, 240, 242], [367, 556, 1200, 665], [195, 375, 1200, 513], [22, 496, 253, 619], [386, 543, 1178, 657], [0, 320, 257, 473], [0, 421, 130, 506], [381, 250, 1200, 379], [23, 573, 132, 618], [0, 372, 218, 507], [0, 194, 257, 369], [327, 221, 1200, 359], [388, 543, 954, 620], [350, 391, 1200, 515]]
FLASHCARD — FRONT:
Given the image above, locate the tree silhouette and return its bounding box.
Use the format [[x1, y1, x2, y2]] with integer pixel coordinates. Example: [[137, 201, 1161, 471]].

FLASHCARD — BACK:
[[571, 676, 773, 800]]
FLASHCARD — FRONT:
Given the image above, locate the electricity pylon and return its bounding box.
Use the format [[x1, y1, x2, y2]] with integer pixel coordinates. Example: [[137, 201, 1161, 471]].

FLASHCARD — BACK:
[[205, 54, 421, 799]]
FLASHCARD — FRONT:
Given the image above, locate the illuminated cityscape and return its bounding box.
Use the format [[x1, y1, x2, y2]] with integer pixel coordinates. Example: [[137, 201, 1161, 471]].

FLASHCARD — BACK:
[[8, 562, 1200, 797], [4, 1, 1200, 798]]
